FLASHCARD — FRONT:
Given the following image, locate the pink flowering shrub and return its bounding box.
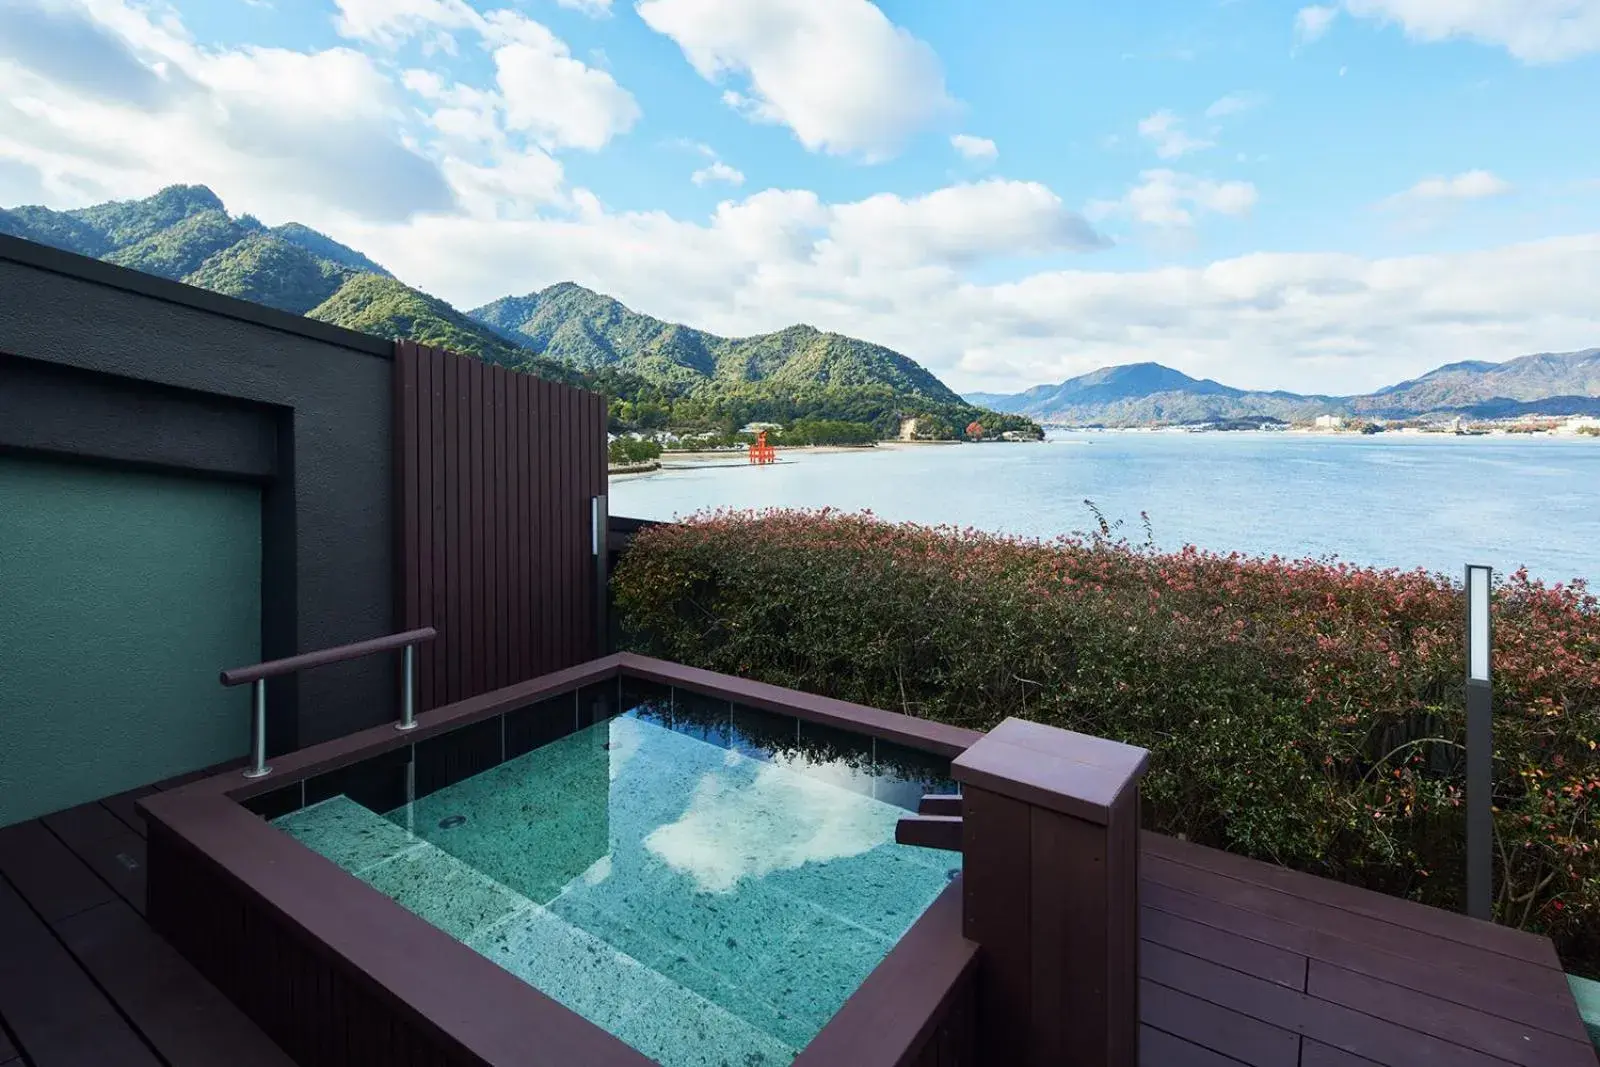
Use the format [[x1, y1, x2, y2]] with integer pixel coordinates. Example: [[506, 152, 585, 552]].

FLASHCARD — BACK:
[[612, 508, 1600, 970]]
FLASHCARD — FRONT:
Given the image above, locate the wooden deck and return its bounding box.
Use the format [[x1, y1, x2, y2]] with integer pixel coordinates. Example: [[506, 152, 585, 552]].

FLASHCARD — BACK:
[[1139, 832, 1597, 1067], [0, 768, 1593, 1067], [0, 763, 294, 1067]]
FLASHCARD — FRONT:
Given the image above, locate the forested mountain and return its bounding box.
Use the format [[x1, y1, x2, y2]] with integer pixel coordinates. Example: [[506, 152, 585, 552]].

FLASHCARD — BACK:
[[971, 352, 1600, 426], [468, 284, 1032, 438], [0, 184, 1037, 440]]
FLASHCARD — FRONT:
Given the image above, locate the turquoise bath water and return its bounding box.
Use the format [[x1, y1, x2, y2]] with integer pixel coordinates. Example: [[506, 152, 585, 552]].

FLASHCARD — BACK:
[[270, 704, 958, 1067]]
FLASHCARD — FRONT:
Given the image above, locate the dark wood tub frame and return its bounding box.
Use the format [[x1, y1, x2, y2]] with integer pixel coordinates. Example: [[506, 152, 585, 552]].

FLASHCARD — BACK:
[[139, 653, 983, 1067]]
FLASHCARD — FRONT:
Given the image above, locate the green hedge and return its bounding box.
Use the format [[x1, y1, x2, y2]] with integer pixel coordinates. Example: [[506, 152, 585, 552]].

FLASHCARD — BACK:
[[613, 508, 1600, 972]]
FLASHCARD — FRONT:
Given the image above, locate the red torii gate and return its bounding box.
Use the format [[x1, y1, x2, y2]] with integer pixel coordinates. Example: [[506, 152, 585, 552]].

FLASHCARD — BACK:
[[747, 429, 776, 464]]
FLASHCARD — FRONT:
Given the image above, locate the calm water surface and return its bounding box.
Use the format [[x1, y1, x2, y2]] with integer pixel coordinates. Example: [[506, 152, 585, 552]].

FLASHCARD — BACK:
[[611, 432, 1600, 585]]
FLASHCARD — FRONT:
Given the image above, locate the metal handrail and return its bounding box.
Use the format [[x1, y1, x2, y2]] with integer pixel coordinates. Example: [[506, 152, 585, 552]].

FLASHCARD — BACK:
[[220, 626, 438, 779]]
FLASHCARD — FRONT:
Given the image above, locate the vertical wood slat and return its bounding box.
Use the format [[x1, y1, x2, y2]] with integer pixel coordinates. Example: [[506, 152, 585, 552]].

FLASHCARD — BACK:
[[499, 365, 513, 689], [584, 393, 600, 657], [555, 382, 569, 670], [416, 347, 434, 712], [394, 343, 606, 706], [444, 348, 458, 706], [961, 786, 1032, 1067], [521, 371, 534, 681], [427, 348, 445, 711], [485, 364, 500, 691], [455, 351, 470, 703], [501, 368, 515, 687], [468, 356, 484, 699], [492, 366, 507, 689], [147, 828, 461, 1065], [395, 342, 417, 649], [537, 377, 555, 677], [504, 368, 518, 687]]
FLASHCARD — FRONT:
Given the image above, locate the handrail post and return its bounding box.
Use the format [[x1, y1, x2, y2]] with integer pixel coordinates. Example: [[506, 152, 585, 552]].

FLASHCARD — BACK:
[[244, 679, 271, 778], [396, 643, 418, 732]]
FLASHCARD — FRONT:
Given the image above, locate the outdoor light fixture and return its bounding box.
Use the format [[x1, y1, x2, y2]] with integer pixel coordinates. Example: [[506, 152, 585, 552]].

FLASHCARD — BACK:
[[593, 494, 609, 654], [1465, 563, 1493, 921], [1468, 565, 1491, 684]]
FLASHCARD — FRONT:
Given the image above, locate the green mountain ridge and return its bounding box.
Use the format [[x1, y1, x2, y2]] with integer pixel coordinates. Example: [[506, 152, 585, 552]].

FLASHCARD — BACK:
[[470, 283, 962, 402], [183, 232, 352, 314], [1, 184, 1037, 441], [305, 273, 582, 386]]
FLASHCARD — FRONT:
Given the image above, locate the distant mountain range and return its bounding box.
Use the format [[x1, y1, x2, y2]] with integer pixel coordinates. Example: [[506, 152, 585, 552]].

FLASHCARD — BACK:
[[0, 184, 1033, 440], [967, 353, 1600, 426]]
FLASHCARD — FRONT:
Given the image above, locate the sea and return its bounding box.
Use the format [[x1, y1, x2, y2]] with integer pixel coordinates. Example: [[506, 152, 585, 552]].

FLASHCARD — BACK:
[[610, 431, 1600, 586]]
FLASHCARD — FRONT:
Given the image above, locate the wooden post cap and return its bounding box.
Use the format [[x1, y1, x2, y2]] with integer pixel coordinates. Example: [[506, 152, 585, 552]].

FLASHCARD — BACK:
[[951, 717, 1149, 826]]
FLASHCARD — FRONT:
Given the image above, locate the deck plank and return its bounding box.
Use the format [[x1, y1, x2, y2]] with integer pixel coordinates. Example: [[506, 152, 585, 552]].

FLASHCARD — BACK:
[[1307, 959, 1596, 1067], [55, 899, 296, 1067], [0, 874, 162, 1067], [1140, 980, 1300, 1066], [1143, 877, 1586, 1037], [42, 803, 148, 913], [1300, 1041, 1386, 1066], [1144, 833, 1558, 969], [1142, 907, 1307, 990], [1142, 939, 1514, 1067], [1140, 1024, 1257, 1066], [100, 786, 157, 838], [1143, 861, 1559, 998], [0, 822, 114, 924]]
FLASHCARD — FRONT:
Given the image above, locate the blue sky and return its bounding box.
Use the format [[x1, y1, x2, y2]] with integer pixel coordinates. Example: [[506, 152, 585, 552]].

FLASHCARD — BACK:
[[1, 0, 1597, 395]]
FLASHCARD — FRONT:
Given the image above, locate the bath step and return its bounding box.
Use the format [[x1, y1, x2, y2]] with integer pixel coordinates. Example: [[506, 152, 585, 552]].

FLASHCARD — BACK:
[[272, 797, 799, 1066]]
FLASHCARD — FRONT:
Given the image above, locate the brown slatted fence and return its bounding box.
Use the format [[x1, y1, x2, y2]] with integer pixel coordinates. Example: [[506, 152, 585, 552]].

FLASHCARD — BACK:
[[394, 341, 607, 711]]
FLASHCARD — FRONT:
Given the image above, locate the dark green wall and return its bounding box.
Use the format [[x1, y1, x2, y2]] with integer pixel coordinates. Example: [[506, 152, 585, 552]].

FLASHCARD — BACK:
[[0, 234, 396, 765], [0, 455, 261, 826]]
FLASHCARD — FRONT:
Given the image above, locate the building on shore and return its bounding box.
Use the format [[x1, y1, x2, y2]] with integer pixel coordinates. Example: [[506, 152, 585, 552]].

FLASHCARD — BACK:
[[1313, 414, 1346, 430]]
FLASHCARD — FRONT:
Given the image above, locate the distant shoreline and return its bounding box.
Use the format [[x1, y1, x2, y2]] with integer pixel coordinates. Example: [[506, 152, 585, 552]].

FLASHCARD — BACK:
[[656, 440, 971, 462], [1041, 424, 1600, 439]]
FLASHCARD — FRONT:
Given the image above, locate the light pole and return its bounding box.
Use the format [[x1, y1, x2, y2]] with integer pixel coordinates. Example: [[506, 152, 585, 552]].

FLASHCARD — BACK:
[[1465, 563, 1493, 921]]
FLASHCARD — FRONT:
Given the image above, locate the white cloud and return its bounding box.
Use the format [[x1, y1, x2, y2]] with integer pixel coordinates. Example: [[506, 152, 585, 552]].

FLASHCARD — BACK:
[[443, 148, 566, 218], [487, 15, 639, 150], [331, 0, 482, 50], [0, 0, 453, 221], [1205, 92, 1263, 119], [1087, 170, 1258, 228], [635, 0, 954, 160], [1340, 0, 1600, 63], [824, 180, 1107, 269], [951, 134, 998, 162], [691, 160, 744, 186], [1137, 110, 1212, 159], [1296, 2, 1600, 63], [336, 4, 640, 152], [555, 0, 614, 15], [1295, 5, 1340, 43], [1388, 169, 1514, 203]]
